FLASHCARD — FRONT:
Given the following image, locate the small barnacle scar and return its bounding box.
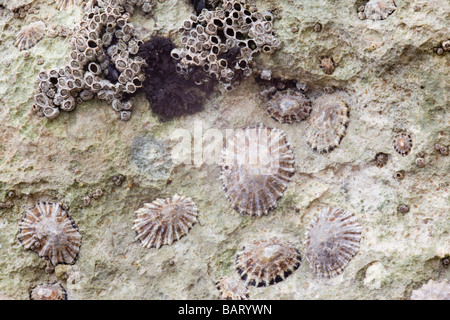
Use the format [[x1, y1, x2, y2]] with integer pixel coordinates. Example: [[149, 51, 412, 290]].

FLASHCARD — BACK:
[[235, 237, 302, 287], [393, 132, 413, 156], [305, 93, 350, 153], [267, 89, 311, 123], [219, 123, 295, 216], [30, 283, 67, 300], [132, 194, 199, 249], [410, 279, 450, 300], [18, 202, 82, 267], [215, 276, 249, 300], [14, 21, 46, 51], [304, 207, 362, 278]]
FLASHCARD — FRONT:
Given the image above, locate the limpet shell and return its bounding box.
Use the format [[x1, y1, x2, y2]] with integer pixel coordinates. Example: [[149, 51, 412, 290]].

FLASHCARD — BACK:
[[132, 194, 199, 249], [18, 202, 82, 266], [304, 207, 362, 278]]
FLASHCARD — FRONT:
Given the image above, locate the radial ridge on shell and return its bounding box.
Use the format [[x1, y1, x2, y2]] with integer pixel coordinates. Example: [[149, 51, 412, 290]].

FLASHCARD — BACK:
[[219, 123, 295, 216], [132, 194, 199, 249]]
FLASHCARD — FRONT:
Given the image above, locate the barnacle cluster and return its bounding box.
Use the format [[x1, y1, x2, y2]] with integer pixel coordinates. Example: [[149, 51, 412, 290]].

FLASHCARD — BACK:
[[219, 123, 295, 216], [172, 0, 281, 90], [266, 88, 311, 123], [235, 237, 302, 287], [14, 21, 46, 51], [132, 194, 199, 249], [30, 283, 67, 300], [304, 207, 362, 278], [33, 0, 151, 121], [216, 276, 250, 300], [17, 202, 82, 267]]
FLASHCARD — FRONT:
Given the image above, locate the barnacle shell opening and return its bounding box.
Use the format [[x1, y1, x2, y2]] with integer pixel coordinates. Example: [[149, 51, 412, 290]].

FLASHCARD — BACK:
[[18, 202, 82, 267]]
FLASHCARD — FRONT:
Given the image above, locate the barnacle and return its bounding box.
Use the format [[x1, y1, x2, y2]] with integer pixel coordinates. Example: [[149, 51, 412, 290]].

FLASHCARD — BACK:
[[138, 36, 213, 118], [319, 56, 336, 75], [33, 1, 151, 121], [18, 202, 82, 266], [173, 0, 281, 90], [14, 21, 46, 51], [235, 237, 302, 287], [215, 276, 249, 300], [305, 93, 350, 153], [219, 123, 295, 216], [364, 0, 397, 20], [304, 207, 362, 278], [30, 283, 67, 300], [375, 152, 388, 167], [393, 132, 413, 156], [411, 279, 450, 300], [267, 89, 311, 123], [132, 194, 199, 249]]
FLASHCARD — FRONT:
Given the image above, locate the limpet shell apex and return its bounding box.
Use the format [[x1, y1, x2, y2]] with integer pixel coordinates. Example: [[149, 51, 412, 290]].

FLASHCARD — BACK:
[[18, 202, 82, 266]]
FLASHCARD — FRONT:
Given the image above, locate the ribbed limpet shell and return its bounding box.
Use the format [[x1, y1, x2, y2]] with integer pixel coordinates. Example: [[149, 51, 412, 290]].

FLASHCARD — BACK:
[[393, 132, 413, 156], [364, 0, 397, 20], [14, 21, 46, 51], [411, 279, 450, 300], [215, 276, 249, 300], [267, 89, 311, 123], [18, 202, 82, 266], [30, 283, 67, 300], [132, 194, 198, 249], [219, 123, 295, 216], [304, 207, 362, 278], [305, 93, 350, 153], [235, 237, 302, 287]]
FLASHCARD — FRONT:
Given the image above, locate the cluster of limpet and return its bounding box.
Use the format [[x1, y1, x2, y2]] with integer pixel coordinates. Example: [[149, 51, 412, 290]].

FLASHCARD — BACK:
[[305, 92, 350, 154], [393, 132, 413, 156], [410, 279, 450, 300], [33, 0, 150, 121], [235, 237, 302, 287], [18, 202, 82, 267], [304, 207, 362, 278], [30, 283, 67, 300], [219, 123, 295, 216], [14, 21, 46, 51], [132, 194, 199, 249], [215, 276, 250, 300], [267, 89, 311, 123], [172, 0, 281, 90]]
